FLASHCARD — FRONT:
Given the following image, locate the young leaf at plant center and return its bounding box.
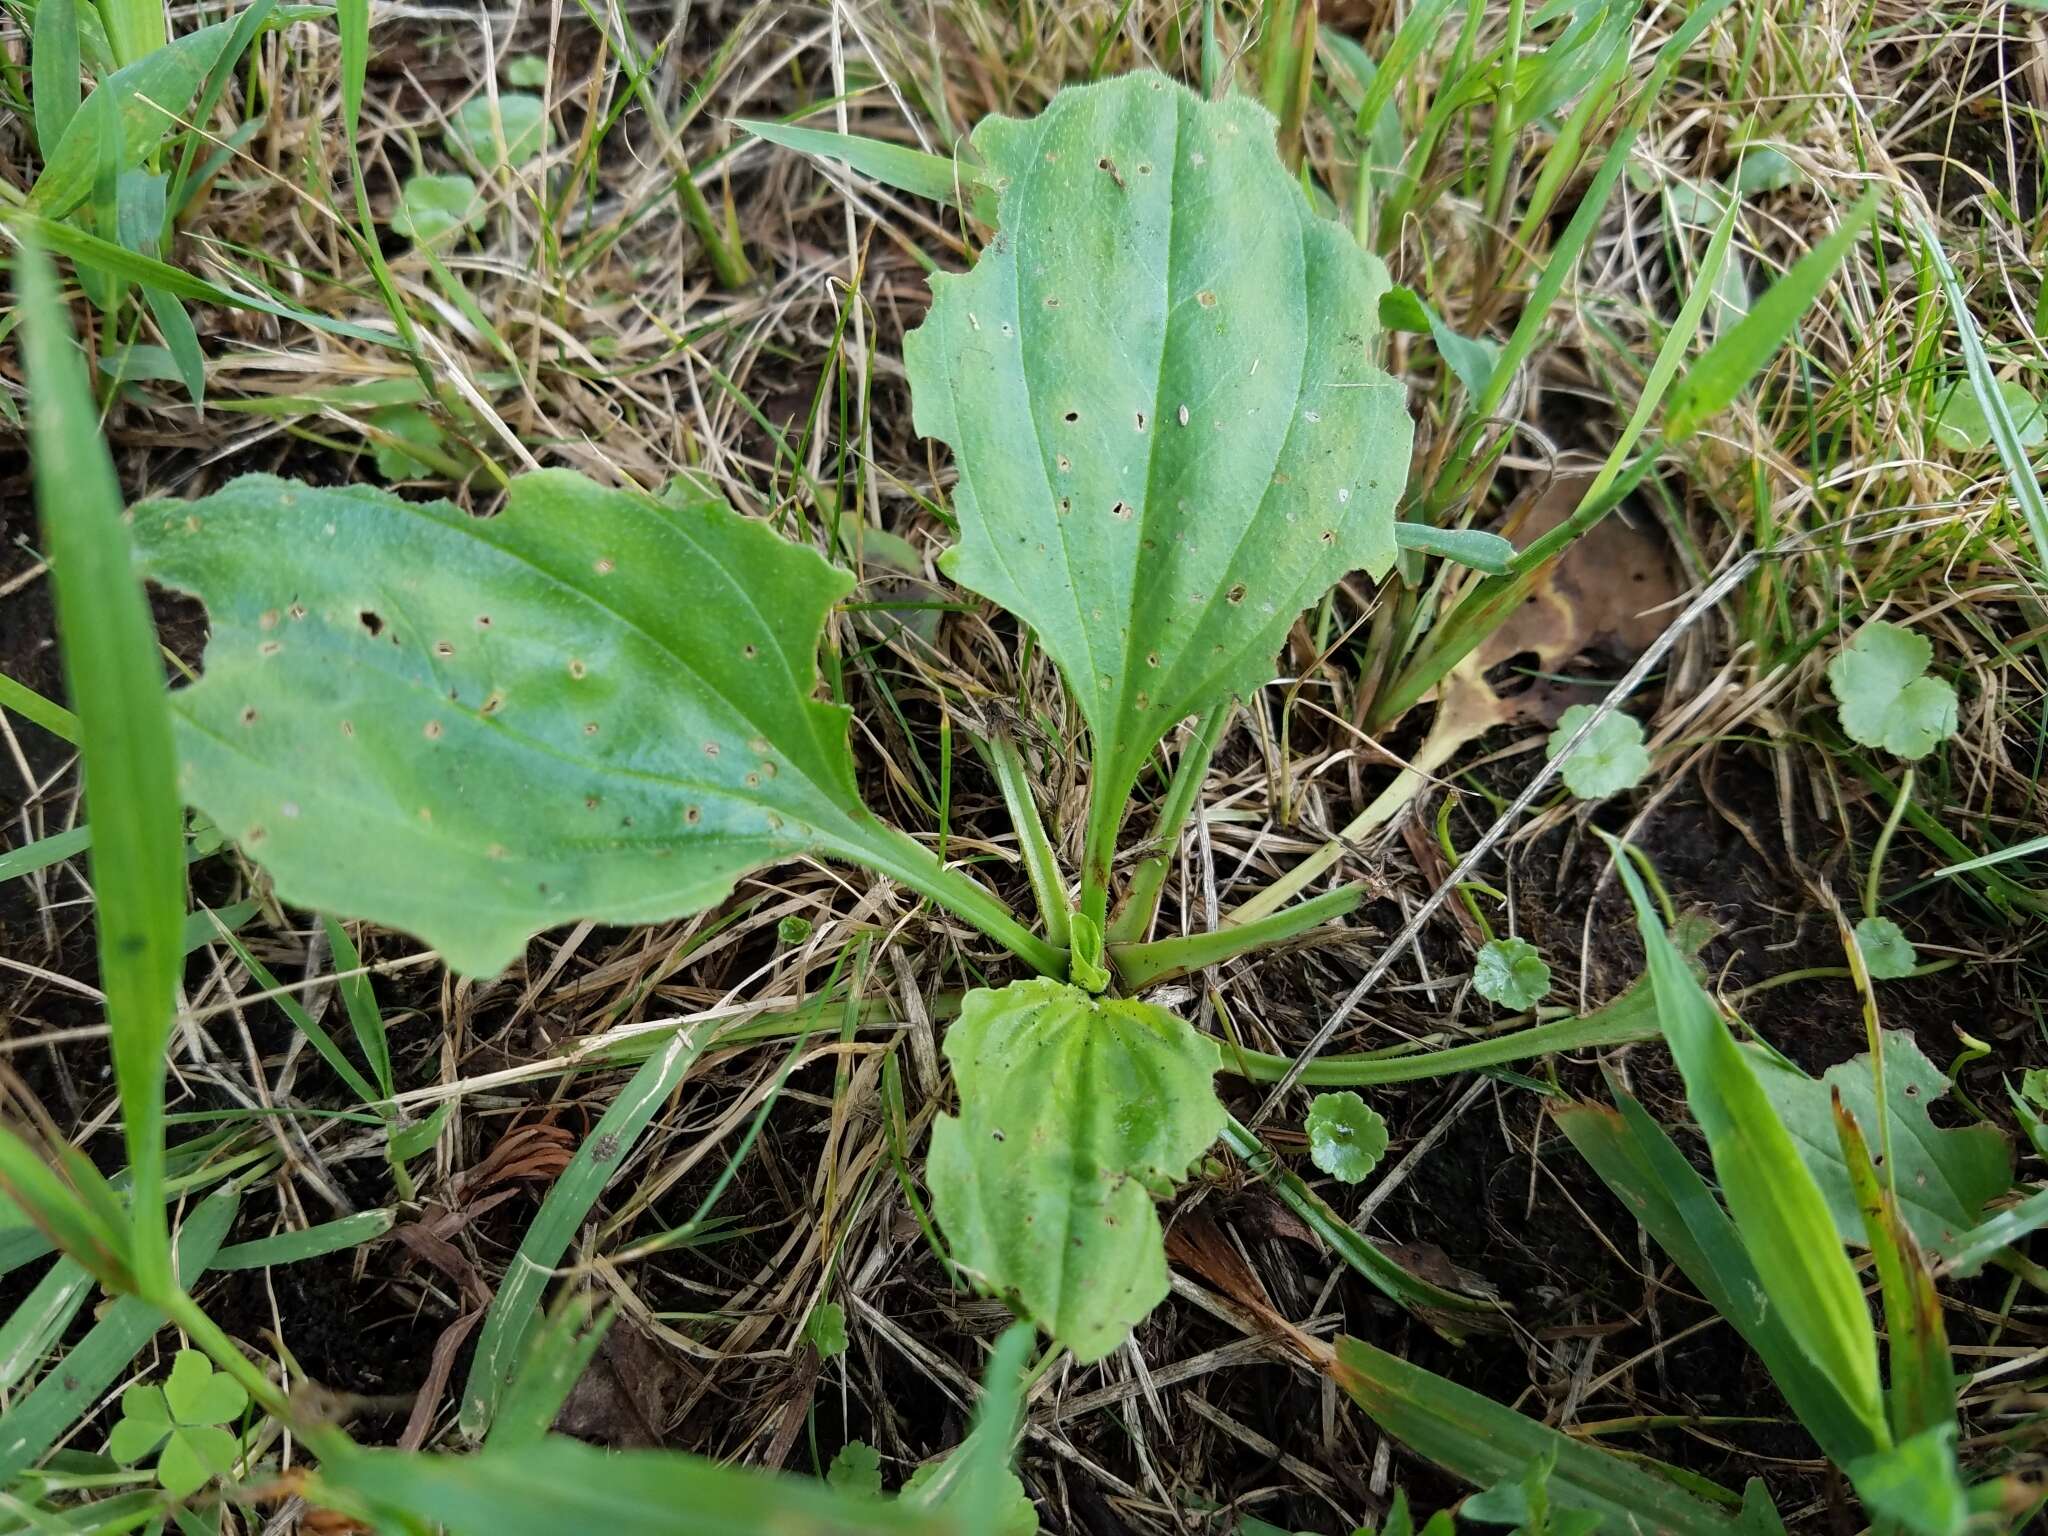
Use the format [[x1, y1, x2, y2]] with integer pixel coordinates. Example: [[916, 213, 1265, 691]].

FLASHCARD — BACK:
[[1750, 1030, 2011, 1254], [1852, 916, 1917, 980], [927, 978, 1225, 1361], [1473, 937, 1551, 1009], [828, 1442, 882, 1497], [108, 1349, 249, 1498], [1827, 622, 1958, 761], [129, 471, 1036, 977], [446, 92, 548, 170], [1304, 1091, 1388, 1184], [1845, 1424, 1968, 1536], [1932, 377, 2043, 454], [391, 172, 484, 246], [1546, 705, 1649, 799], [903, 72, 1413, 917]]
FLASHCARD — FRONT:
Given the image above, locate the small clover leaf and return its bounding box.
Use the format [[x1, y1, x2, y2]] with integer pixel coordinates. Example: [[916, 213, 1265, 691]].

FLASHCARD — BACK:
[[1304, 1091, 1388, 1184], [1853, 916, 1917, 980], [390, 172, 484, 247], [1545, 705, 1650, 799], [827, 1441, 882, 1497], [1472, 937, 1551, 1010], [445, 93, 549, 171], [110, 1350, 248, 1498], [1826, 621, 1958, 761]]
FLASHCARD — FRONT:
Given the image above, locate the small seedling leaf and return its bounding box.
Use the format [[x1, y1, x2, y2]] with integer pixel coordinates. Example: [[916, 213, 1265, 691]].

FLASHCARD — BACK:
[[1304, 1091, 1388, 1184], [446, 92, 548, 171], [827, 1441, 882, 1497], [1545, 704, 1650, 799], [1751, 1030, 2012, 1254], [1827, 621, 1958, 761], [1851, 916, 1917, 980], [1472, 937, 1551, 1009], [504, 54, 548, 88], [131, 472, 922, 978], [806, 1300, 848, 1360], [927, 978, 1224, 1361], [908, 72, 1411, 847], [392, 172, 484, 246], [1932, 377, 2043, 454]]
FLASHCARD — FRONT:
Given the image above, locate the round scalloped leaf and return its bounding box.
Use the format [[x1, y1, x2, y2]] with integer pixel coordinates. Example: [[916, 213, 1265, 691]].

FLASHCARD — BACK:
[[826, 1441, 881, 1497], [906, 71, 1412, 819], [1853, 916, 1917, 981], [1304, 1091, 1387, 1184], [1546, 704, 1650, 799], [927, 977, 1224, 1362], [1932, 378, 2043, 454], [131, 471, 912, 976], [1472, 936, 1551, 1010], [391, 172, 484, 247], [446, 92, 548, 171], [1827, 621, 1958, 761]]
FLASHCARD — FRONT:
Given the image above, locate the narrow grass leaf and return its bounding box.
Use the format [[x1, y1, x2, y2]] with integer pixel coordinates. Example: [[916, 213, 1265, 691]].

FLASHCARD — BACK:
[[21, 240, 184, 1292], [738, 118, 996, 223], [0, 827, 93, 888], [209, 1209, 395, 1270], [320, 918, 393, 1100], [1664, 191, 1879, 441], [213, 926, 382, 1108], [141, 287, 204, 405], [485, 1294, 613, 1453], [0, 1191, 235, 1486], [0, 1259, 94, 1395], [0, 672, 81, 743], [459, 1028, 710, 1436], [1608, 840, 1888, 1448], [1939, 1186, 2048, 1277], [1332, 1336, 1755, 1533], [337, 0, 367, 141], [31, 0, 83, 154]]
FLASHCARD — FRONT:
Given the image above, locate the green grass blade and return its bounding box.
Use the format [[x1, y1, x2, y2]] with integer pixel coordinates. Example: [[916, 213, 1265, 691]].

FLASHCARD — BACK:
[[1913, 212, 2048, 567], [336, 0, 367, 141], [141, 286, 204, 405], [0, 827, 93, 888], [95, 0, 166, 68], [459, 1029, 711, 1436], [1664, 191, 1879, 441], [0, 1258, 94, 1395], [1607, 839, 1889, 1449], [1939, 1185, 2048, 1277], [320, 917, 393, 1101], [31, 0, 83, 153], [0, 672, 81, 743], [209, 1209, 395, 1270], [737, 117, 996, 222], [484, 1293, 614, 1454], [1555, 1092, 1884, 1465], [211, 926, 383, 1108], [1332, 1335, 1755, 1532], [21, 239, 184, 1294], [0, 1191, 235, 1486]]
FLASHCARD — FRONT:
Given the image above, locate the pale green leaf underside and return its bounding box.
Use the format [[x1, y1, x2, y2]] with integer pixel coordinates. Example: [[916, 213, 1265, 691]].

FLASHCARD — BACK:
[[1751, 1030, 2011, 1254], [133, 471, 904, 976], [907, 71, 1412, 805], [928, 978, 1224, 1361]]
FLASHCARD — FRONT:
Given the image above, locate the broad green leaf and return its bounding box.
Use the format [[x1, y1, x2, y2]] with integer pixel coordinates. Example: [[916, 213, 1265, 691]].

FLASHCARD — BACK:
[[1472, 936, 1551, 1009], [1304, 1091, 1387, 1183], [1846, 1425, 1968, 1536], [319, 1434, 962, 1534], [130, 470, 960, 978], [1546, 704, 1649, 798], [829, 1442, 884, 1497], [446, 92, 549, 170], [905, 72, 1411, 893], [1852, 915, 1917, 979], [30, 19, 241, 218], [1609, 844, 1887, 1448], [927, 978, 1224, 1361], [391, 172, 484, 246], [1932, 377, 2043, 453], [1750, 1030, 2011, 1254], [1827, 621, 1958, 761], [22, 238, 185, 1289], [1333, 1336, 1756, 1534]]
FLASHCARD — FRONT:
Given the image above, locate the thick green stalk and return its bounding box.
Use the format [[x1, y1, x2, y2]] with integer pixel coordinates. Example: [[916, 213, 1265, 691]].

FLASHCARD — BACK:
[[1107, 704, 1231, 945], [1112, 883, 1363, 991], [984, 730, 1071, 950]]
